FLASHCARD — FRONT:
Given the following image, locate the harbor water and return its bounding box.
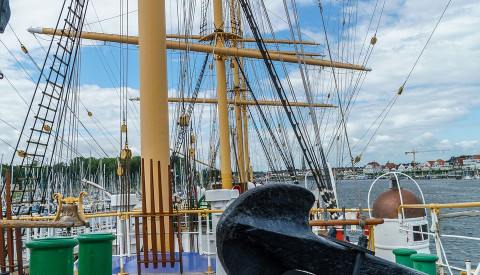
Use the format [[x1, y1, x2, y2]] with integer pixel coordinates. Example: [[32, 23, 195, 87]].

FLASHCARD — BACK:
[[332, 178, 480, 270]]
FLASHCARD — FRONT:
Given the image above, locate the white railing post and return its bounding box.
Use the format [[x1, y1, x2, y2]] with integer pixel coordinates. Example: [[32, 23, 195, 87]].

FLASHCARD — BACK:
[[466, 260, 472, 275], [118, 217, 125, 272], [92, 218, 96, 232], [34, 228, 39, 239], [431, 210, 444, 275], [206, 213, 213, 273], [474, 262, 480, 275], [86, 217, 91, 233], [26, 228, 31, 260], [126, 216, 131, 256], [198, 213, 203, 255], [205, 189, 231, 275]]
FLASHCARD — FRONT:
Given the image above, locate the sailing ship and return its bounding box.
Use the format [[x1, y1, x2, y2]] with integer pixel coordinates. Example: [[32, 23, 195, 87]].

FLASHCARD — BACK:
[[0, 0, 478, 274]]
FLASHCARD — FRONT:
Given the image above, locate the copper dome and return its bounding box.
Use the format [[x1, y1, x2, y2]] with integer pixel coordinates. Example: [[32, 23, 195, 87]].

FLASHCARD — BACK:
[[372, 188, 426, 219]]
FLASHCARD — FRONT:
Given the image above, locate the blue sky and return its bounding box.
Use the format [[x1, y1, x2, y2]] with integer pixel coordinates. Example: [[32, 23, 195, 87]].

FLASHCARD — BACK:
[[0, 0, 479, 171]]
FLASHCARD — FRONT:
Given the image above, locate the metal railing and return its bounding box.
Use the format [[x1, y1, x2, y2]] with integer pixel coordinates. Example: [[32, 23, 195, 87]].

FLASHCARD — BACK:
[[10, 206, 378, 273], [398, 202, 480, 275]]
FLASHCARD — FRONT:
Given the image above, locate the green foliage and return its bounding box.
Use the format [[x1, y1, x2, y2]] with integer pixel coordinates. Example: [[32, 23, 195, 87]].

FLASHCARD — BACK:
[[1, 156, 142, 181]]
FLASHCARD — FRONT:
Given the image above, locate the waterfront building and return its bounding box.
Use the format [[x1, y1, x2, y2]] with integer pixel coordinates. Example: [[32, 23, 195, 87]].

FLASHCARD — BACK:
[[364, 162, 381, 174]]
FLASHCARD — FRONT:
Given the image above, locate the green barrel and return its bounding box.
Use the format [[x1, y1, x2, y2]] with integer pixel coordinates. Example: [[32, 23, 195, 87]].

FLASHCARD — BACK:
[[77, 232, 116, 275], [26, 237, 78, 275], [392, 248, 418, 268], [411, 253, 439, 275]]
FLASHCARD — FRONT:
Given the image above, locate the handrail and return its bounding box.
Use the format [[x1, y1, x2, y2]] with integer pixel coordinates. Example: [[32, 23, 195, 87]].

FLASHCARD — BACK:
[[396, 202, 480, 274], [309, 218, 383, 226], [310, 208, 370, 213], [15, 207, 371, 221], [398, 202, 480, 215]]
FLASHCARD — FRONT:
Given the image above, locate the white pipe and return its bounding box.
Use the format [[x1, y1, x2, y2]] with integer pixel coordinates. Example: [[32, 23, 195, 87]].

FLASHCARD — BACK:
[[81, 179, 112, 198], [27, 27, 42, 34], [466, 260, 472, 275]]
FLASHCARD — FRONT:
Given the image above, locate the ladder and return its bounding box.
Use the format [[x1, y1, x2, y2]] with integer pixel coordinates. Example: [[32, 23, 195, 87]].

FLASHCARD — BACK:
[[199, 0, 210, 37], [7, 0, 89, 216]]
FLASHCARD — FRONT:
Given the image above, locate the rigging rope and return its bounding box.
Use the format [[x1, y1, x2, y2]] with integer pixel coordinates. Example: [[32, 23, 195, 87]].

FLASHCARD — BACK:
[[236, 58, 298, 184], [346, 0, 452, 164], [239, 0, 339, 213], [318, 0, 362, 207]]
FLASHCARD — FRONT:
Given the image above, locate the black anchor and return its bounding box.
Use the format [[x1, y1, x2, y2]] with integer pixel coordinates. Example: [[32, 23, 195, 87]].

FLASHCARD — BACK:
[[216, 184, 422, 275]]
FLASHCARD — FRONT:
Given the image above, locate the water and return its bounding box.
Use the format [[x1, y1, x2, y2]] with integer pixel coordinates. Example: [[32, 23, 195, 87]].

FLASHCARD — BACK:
[[331, 178, 480, 270]]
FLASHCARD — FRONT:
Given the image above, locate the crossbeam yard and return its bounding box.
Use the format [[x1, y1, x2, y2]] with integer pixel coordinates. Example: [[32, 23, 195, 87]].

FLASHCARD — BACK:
[[28, 28, 371, 71], [130, 97, 335, 108]]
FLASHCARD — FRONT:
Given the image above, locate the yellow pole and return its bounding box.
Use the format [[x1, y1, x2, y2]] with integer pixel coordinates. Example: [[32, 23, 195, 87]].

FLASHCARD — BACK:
[[231, 0, 246, 183], [240, 61, 252, 182], [31, 28, 370, 71], [165, 34, 319, 45], [136, 97, 335, 108], [237, 3, 252, 182], [138, 0, 169, 246], [213, 0, 232, 189]]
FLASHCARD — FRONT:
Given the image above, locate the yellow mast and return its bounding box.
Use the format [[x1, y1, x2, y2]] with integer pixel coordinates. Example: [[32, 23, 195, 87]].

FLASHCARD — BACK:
[[238, 10, 252, 182], [138, 0, 169, 244], [213, 0, 232, 189], [231, 0, 246, 183], [29, 7, 370, 187]]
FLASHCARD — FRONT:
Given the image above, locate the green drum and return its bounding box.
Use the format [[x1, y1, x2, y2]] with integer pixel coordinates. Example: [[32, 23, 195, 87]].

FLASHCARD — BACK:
[[411, 253, 439, 275], [26, 237, 78, 275], [392, 248, 418, 268], [77, 232, 116, 275]]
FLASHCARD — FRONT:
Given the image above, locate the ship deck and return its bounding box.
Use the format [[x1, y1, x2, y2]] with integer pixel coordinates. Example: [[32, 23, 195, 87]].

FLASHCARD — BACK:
[[112, 252, 217, 274]]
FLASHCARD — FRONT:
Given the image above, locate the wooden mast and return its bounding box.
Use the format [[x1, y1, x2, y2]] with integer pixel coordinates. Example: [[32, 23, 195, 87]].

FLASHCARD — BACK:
[[238, 10, 253, 182], [213, 0, 233, 189], [231, 0, 246, 184], [138, 0, 170, 246]]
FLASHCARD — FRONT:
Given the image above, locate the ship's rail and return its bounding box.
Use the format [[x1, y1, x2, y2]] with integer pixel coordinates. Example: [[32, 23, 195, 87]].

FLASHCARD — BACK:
[[398, 202, 480, 275], [8, 207, 377, 272], [14, 207, 371, 221]]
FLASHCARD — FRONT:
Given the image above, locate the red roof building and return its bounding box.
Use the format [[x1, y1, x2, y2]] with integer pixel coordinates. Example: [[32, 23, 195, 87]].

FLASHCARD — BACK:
[[453, 158, 465, 169], [386, 162, 396, 169]]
